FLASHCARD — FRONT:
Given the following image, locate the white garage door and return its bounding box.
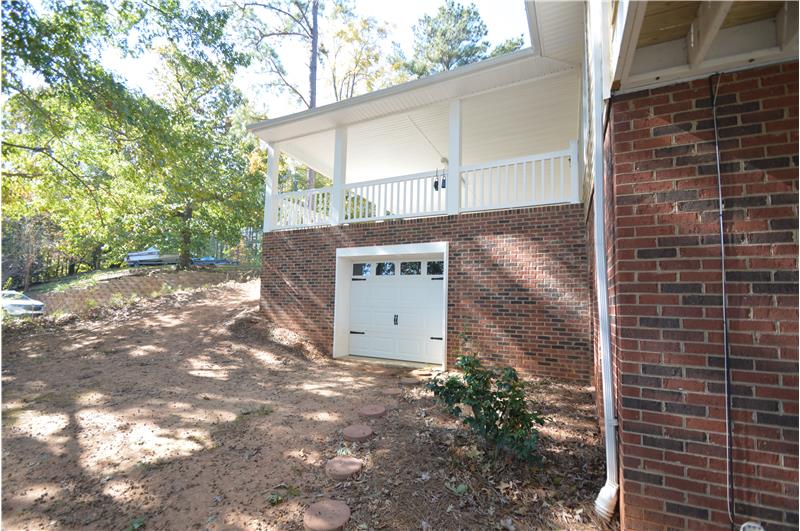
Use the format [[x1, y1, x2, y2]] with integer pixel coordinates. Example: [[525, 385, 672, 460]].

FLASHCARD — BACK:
[[348, 258, 445, 364]]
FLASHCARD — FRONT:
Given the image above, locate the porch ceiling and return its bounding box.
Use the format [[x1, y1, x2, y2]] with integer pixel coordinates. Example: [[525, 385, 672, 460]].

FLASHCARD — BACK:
[[614, 0, 798, 92], [272, 69, 580, 182], [249, 48, 580, 180]]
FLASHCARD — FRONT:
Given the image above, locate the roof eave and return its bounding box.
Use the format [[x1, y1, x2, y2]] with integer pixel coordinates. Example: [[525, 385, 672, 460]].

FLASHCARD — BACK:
[[246, 47, 539, 135]]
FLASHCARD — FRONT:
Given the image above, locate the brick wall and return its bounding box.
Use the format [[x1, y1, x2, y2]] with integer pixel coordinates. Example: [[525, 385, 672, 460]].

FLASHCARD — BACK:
[[606, 62, 798, 529], [261, 204, 593, 383]]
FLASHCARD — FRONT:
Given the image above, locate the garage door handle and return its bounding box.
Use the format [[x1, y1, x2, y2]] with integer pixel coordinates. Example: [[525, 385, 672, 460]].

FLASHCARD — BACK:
[[431, 277, 443, 280], [350, 331, 365, 335], [393, 314, 398, 325], [430, 337, 443, 340]]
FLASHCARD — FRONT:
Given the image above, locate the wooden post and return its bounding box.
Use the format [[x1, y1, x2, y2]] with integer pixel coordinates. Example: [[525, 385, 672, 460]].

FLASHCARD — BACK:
[[331, 127, 348, 225], [447, 99, 461, 215], [263, 143, 280, 233]]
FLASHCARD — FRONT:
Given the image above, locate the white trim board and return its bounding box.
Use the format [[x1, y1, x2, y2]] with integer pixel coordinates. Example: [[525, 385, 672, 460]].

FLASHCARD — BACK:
[[332, 242, 449, 369]]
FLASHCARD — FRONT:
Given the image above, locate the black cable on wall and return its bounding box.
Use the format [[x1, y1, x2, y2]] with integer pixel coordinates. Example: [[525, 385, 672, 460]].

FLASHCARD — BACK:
[[708, 72, 735, 530]]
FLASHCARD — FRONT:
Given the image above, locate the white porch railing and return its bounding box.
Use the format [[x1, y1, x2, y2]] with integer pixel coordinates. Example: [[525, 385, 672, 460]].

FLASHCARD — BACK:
[[275, 187, 332, 228], [344, 170, 446, 222], [460, 146, 577, 212], [269, 141, 578, 231]]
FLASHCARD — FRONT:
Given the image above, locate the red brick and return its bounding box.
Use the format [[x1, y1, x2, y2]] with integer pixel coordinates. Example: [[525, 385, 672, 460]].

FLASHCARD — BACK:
[[603, 61, 798, 530]]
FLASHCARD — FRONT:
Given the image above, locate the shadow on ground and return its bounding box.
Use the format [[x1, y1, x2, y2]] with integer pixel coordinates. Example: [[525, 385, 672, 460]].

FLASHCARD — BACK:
[[2, 281, 613, 530]]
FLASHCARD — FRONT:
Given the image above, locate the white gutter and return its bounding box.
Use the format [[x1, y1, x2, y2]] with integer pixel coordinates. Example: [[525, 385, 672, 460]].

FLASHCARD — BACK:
[[588, 0, 619, 522]]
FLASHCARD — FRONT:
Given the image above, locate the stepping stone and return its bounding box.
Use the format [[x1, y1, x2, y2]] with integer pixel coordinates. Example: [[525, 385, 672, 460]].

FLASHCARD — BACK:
[[342, 424, 373, 442], [359, 404, 386, 418], [381, 388, 402, 396], [325, 456, 363, 480], [304, 499, 350, 531], [399, 377, 419, 385], [412, 369, 433, 377]]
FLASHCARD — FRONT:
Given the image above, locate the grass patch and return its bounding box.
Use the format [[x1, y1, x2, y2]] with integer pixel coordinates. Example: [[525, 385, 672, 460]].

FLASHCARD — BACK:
[[133, 458, 169, 474], [27, 269, 125, 294], [27, 266, 178, 294], [235, 405, 273, 422], [2, 406, 27, 426]]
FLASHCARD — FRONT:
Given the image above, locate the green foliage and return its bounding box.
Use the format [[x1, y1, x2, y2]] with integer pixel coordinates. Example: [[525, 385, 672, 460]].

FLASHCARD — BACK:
[[327, 5, 404, 101], [2, 0, 263, 278], [108, 293, 126, 308], [127, 516, 146, 530], [399, 1, 524, 78], [267, 493, 285, 506], [427, 356, 545, 463], [445, 482, 469, 496]]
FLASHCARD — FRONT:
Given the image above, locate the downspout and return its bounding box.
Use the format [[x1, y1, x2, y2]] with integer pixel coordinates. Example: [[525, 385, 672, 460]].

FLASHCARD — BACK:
[[589, 0, 619, 522]]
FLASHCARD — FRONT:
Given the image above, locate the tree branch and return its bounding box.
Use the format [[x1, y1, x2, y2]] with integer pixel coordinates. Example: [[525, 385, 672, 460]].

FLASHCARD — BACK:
[[2, 141, 107, 226], [267, 56, 310, 107]]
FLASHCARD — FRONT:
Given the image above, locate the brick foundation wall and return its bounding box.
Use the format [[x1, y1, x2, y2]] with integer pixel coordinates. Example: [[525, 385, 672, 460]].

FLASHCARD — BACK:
[[261, 204, 593, 383], [606, 62, 798, 529]]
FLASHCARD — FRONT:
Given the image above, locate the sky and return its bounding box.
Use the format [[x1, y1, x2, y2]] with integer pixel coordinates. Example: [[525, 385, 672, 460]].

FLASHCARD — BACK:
[[101, 0, 530, 118]]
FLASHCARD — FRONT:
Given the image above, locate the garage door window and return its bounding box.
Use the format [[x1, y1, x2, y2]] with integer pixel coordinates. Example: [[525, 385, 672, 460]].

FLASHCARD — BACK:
[[352, 263, 371, 277], [400, 261, 421, 275], [427, 261, 444, 275], [376, 262, 396, 275]]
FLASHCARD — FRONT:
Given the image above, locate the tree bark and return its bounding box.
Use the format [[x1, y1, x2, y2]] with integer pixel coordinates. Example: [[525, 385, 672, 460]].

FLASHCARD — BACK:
[[178, 204, 193, 270], [91, 244, 102, 270], [307, 0, 319, 190]]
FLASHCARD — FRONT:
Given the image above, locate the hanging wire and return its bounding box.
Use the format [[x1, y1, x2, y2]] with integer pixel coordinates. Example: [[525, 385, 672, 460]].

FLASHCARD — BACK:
[[709, 71, 736, 529]]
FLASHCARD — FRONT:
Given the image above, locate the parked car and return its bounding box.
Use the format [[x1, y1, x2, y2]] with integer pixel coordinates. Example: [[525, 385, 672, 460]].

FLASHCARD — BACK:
[[191, 256, 238, 266], [125, 247, 179, 266], [2, 290, 45, 316]]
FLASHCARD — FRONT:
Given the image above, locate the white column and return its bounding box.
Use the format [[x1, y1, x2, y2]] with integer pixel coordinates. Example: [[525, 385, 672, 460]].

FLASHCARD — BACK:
[[446, 99, 461, 215], [263, 143, 280, 233], [570, 139, 580, 203], [331, 127, 347, 225]]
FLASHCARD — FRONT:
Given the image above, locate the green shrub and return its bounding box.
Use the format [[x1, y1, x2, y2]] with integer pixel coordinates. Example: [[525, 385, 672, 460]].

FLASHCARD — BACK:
[[108, 293, 126, 308], [427, 355, 545, 463]]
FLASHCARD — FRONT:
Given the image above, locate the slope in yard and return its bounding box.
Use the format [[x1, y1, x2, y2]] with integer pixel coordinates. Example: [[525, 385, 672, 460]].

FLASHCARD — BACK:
[[2, 281, 612, 530]]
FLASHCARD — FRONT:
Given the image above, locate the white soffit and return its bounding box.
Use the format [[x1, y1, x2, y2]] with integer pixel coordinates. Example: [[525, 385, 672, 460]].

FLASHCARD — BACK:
[[248, 48, 574, 144], [461, 70, 580, 165], [279, 71, 579, 182], [525, 1, 585, 65]]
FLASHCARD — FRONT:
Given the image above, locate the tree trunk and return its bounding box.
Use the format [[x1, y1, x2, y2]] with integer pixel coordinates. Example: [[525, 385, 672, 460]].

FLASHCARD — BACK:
[[307, 0, 319, 190], [22, 256, 33, 291], [178, 204, 193, 270], [91, 244, 102, 270]]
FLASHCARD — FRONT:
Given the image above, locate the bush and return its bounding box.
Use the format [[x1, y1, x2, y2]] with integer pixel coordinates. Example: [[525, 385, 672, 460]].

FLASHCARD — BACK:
[[427, 356, 545, 463], [108, 293, 126, 308]]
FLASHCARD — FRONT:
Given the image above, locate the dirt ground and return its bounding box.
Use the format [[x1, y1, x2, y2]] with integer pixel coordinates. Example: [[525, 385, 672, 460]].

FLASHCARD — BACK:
[[2, 281, 613, 530]]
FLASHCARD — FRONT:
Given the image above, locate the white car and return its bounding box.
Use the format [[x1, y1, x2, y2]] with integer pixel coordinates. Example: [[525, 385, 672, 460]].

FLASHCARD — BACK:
[[125, 246, 179, 266], [2, 290, 45, 316]]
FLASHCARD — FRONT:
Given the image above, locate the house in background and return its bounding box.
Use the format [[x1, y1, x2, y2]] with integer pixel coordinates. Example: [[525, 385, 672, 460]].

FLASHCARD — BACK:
[[249, 1, 798, 529]]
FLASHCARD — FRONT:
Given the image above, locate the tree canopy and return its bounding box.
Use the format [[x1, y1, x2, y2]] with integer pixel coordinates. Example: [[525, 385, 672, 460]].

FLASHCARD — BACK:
[[2, 0, 526, 288], [400, 1, 524, 77]]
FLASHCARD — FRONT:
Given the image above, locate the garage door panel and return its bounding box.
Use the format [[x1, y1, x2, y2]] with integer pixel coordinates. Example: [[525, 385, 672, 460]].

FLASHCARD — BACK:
[[397, 338, 433, 363], [350, 334, 394, 358], [347, 257, 444, 364]]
